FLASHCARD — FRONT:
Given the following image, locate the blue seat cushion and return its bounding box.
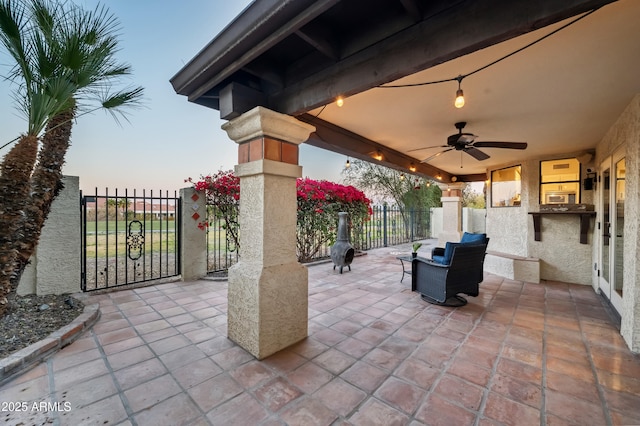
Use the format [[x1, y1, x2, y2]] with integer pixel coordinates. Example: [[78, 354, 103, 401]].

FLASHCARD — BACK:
[[460, 232, 487, 244], [433, 242, 460, 265]]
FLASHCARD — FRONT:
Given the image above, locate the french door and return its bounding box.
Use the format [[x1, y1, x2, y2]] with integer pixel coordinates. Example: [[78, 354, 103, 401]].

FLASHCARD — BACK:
[[599, 151, 625, 313]]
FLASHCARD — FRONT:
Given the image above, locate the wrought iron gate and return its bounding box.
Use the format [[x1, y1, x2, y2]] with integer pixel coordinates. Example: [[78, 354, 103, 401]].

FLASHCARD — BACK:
[[81, 189, 181, 291]]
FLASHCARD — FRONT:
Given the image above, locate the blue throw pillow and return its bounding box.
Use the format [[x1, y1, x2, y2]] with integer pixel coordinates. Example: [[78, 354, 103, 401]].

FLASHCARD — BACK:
[[460, 232, 486, 244], [433, 242, 459, 265]]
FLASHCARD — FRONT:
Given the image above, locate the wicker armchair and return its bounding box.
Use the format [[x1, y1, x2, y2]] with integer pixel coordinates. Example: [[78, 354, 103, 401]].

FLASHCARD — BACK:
[[412, 243, 487, 306]]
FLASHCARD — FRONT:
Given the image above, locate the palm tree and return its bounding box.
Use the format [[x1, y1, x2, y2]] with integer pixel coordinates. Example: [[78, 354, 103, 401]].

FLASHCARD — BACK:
[[0, 0, 143, 315]]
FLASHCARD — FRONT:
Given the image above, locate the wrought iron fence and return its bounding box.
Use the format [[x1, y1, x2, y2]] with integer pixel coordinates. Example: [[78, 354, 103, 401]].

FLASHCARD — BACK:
[[205, 202, 431, 274], [81, 189, 181, 291], [206, 204, 239, 274]]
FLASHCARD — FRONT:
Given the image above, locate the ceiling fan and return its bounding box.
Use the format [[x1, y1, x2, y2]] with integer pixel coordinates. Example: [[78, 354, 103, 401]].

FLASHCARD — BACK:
[[408, 122, 527, 163]]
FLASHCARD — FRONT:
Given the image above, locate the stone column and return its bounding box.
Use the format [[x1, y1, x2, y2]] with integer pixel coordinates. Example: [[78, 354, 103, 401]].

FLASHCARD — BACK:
[[221, 106, 315, 359], [437, 183, 465, 246]]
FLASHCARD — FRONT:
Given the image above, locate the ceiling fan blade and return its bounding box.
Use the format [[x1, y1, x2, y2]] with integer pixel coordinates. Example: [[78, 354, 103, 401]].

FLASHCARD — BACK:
[[420, 148, 454, 163], [465, 147, 490, 161], [473, 141, 528, 150], [406, 144, 448, 153]]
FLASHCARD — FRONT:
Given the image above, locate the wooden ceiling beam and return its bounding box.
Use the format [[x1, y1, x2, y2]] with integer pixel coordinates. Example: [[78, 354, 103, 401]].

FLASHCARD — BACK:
[[270, 0, 616, 115]]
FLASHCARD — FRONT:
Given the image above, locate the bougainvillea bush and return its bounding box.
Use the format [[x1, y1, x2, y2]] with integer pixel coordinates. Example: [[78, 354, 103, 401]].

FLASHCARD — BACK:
[[186, 170, 240, 251], [188, 172, 371, 263]]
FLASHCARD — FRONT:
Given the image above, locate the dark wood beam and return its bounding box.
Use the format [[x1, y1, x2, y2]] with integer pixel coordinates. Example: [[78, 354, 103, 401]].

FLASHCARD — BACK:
[[220, 83, 267, 120], [295, 22, 339, 60], [271, 0, 616, 114], [399, 0, 422, 22], [300, 114, 454, 182]]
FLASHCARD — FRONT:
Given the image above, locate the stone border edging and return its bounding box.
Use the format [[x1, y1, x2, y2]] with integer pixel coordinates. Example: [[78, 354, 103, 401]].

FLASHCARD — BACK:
[[0, 303, 101, 386]]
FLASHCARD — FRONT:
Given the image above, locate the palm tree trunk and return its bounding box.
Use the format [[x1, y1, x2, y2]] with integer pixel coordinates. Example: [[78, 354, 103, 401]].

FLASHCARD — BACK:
[[0, 134, 38, 315], [14, 109, 75, 282]]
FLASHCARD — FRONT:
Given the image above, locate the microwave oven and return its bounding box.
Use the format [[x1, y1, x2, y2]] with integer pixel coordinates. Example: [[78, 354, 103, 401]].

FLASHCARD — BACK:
[[545, 192, 576, 204]]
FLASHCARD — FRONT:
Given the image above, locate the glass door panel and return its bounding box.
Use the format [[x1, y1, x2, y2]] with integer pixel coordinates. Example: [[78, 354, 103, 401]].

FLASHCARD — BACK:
[[614, 158, 625, 297]]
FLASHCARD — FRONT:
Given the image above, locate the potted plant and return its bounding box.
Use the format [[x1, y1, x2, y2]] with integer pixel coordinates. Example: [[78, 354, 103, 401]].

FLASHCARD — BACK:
[[412, 242, 422, 258]]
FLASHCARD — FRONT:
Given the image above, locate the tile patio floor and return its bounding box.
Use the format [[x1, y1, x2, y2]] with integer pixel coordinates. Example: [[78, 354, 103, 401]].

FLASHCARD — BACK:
[[2, 241, 640, 425]]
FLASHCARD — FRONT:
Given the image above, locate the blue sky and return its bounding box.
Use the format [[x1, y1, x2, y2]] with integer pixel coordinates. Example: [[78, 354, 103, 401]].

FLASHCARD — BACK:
[[0, 0, 346, 192]]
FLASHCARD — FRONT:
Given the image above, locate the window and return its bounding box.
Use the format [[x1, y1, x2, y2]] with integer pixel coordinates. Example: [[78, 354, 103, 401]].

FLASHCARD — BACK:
[[491, 165, 521, 207], [540, 158, 581, 204]]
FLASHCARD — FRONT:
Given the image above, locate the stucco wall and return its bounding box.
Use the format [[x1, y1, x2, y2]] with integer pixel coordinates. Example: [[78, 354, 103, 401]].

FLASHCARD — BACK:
[[486, 155, 595, 285], [596, 94, 640, 352], [431, 207, 486, 239], [18, 176, 81, 295]]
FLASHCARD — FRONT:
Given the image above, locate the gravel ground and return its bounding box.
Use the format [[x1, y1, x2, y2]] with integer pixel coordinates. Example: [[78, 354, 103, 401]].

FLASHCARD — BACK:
[[0, 294, 84, 358]]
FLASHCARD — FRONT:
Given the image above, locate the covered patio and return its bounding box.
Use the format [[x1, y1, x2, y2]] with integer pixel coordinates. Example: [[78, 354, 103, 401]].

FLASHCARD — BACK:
[[170, 0, 640, 357], [2, 242, 639, 425]]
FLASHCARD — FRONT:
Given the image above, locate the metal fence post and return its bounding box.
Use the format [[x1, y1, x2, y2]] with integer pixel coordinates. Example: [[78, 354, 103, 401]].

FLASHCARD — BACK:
[[383, 204, 388, 247]]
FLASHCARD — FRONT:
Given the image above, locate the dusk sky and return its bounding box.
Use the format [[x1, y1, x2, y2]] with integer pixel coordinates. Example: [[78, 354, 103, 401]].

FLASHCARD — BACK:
[[0, 0, 346, 193]]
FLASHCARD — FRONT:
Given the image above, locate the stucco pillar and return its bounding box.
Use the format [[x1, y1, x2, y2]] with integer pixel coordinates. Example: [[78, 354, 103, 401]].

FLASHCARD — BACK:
[[221, 106, 315, 359], [180, 187, 207, 281], [437, 183, 465, 246], [18, 176, 81, 296]]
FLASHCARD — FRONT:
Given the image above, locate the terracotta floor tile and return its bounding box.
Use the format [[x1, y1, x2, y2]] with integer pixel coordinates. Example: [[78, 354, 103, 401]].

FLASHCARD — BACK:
[[127, 311, 162, 326], [315, 378, 367, 416], [207, 392, 270, 425], [114, 358, 168, 390], [335, 336, 374, 358], [52, 348, 103, 372], [545, 389, 607, 425], [501, 344, 543, 369], [124, 374, 182, 413], [230, 360, 277, 389], [140, 326, 178, 343], [596, 368, 640, 395], [313, 348, 356, 375], [394, 358, 440, 390], [148, 334, 191, 356], [102, 336, 145, 355], [134, 393, 201, 426], [159, 345, 206, 370], [58, 394, 128, 426], [414, 393, 477, 426], [433, 374, 484, 411], [92, 318, 129, 334], [172, 356, 223, 389], [342, 360, 389, 392], [254, 377, 303, 412], [261, 350, 306, 373], [286, 362, 334, 394], [490, 373, 542, 409], [54, 358, 110, 389], [363, 348, 404, 371], [96, 327, 139, 346], [602, 388, 640, 418], [495, 358, 542, 383], [545, 355, 595, 383], [349, 397, 409, 425], [277, 395, 338, 425], [312, 328, 348, 346], [545, 370, 600, 403], [107, 345, 155, 370], [377, 336, 417, 359], [188, 373, 243, 412], [134, 319, 171, 335], [446, 357, 492, 388], [288, 337, 329, 359], [484, 391, 541, 426], [375, 376, 423, 415], [196, 335, 235, 355]]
